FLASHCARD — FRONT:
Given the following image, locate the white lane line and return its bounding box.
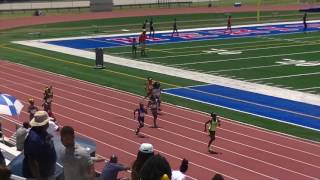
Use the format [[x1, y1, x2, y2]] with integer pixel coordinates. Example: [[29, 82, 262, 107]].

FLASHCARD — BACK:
[[1, 72, 320, 171], [6, 62, 320, 148], [249, 72, 320, 81]]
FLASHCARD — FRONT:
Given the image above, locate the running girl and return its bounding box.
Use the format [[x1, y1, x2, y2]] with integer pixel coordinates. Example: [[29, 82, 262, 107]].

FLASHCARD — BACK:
[[134, 102, 148, 135], [148, 95, 159, 128], [204, 113, 221, 152]]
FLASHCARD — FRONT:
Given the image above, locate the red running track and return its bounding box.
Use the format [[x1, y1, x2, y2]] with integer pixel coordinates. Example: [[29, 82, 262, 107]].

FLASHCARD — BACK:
[[0, 61, 319, 180]]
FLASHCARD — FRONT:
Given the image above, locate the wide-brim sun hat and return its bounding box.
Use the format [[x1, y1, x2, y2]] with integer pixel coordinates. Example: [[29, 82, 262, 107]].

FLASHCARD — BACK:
[[139, 143, 154, 154], [30, 110, 51, 127]]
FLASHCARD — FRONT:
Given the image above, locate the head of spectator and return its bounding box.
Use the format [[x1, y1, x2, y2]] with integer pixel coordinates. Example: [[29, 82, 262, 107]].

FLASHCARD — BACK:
[[171, 158, 188, 180], [110, 154, 118, 163], [30, 111, 50, 131], [0, 165, 11, 180], [180, 158, 188, 173], [212, 173, 224, 180], [131, 143, 154, 180], [60, 126, 75, 148], [139, 154, 172, 180], [22, 121, 30, 129]]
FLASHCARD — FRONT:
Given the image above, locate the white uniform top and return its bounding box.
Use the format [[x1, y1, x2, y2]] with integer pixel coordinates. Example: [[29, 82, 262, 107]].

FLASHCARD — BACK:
[[47, 120, 59, 136], [171, 170, 186, 180]]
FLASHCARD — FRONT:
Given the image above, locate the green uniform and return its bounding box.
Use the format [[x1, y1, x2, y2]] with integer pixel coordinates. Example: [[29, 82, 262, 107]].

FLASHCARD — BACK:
[[208, 119, 218, 132]]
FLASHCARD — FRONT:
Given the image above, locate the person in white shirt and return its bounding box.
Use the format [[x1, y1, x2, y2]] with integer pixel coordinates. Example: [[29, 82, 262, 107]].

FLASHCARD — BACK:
[[171, 158, 188, 180], [47, 118, 59, 136]]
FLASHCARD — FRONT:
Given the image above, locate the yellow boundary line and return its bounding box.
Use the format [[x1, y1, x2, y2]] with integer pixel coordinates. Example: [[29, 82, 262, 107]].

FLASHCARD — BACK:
[[0, 45, 180, 88]]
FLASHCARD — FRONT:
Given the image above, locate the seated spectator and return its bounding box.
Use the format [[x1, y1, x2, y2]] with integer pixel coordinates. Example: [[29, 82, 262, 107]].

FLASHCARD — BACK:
[[59, 126, 95, 180], [16, 121, 30, 151], [131, 143, 154, 180], [22, 111, 56, 179], [99, 154, 130, 180], [212, 173, 224, 180], [172, 158, 188, 180], [139, 154, 172, 180]]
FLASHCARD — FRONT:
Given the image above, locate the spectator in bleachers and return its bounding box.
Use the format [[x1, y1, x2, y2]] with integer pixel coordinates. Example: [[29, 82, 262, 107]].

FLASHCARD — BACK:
[[23, 111, 57, 179], [16, 121, 30, 151], [27, 98, 38, 121], [59, 126, 95, 180], [171, 158, 188, 180], [139, 154, 172, 180], [131, 143, 154, 180], [212, 173, 224, 180], [99, 154, 130, 180]]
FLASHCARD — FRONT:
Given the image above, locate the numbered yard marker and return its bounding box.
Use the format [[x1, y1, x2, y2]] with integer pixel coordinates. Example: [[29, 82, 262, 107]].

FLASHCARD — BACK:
[[277, 58, 320, 66], [203, 48, 242, 55]]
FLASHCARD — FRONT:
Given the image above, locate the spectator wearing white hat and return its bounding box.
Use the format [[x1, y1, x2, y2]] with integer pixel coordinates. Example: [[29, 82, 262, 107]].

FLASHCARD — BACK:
[[131, 143, 154, 180], [22, 111, 57, 180]]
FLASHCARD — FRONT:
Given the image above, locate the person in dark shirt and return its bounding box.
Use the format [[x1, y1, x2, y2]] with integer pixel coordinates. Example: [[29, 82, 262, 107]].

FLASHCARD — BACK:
[[225, 15, 232, 34], [172, 18, 179, 36], [303, 12, 307, 32], [132, 38, 137, 57], [99, 155, 130, 180], [149, 17, 155, 39], [23, 111, 56, 179]]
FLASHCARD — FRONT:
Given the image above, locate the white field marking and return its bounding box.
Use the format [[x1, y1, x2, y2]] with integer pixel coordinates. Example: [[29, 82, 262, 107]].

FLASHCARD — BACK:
[[147, 40, 320, 61], [34, 20, 320, 42], [1, 86, 270, 180], [162, 101, 320, 147], [9, 85, 320, 178], [206, 64, 288, 73], [249, 72, 320, 81], [111, 33, 320, 55], [121, 29, 130, 32], [5, 81, 318, 179], [3, 70, 320, 170], [110, 38, 285, 55], [6, 70, 319, 171], [16, 39, 320, 107], [171, 50, 320, 66], [308, 91, 318, 93], [161, 84, 320, 121], [148, 40, 315, 56], [8, 61, 320, 147], [6, 69, 320, 166], [163, 91, 320, 132], [1, 93, 229, 180], [297, 87, 320, 91]]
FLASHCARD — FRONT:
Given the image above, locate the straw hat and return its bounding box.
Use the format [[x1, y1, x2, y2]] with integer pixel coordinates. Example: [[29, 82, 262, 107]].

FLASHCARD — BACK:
[[30, 111, 51, 127]]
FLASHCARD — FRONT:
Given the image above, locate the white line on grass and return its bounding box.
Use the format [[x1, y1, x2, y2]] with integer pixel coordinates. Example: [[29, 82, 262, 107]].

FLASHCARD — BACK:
[[171, 50, 320, 66], [249, 72, 320, 81], [207, 64, 289, 73], [297, 86, 320, 91], [111, 34, 320, 55], [3, 77, 319, 179]]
